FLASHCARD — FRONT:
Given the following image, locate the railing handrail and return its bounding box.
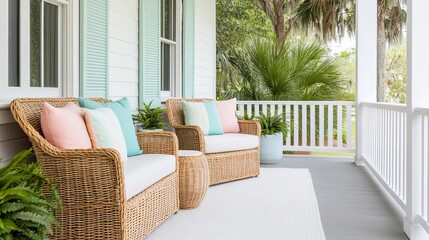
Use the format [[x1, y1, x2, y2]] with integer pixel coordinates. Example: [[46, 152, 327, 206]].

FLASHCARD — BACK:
[[360, 102, 407, 112], [415, 108, 429, 115], [237, 100, 355, 105]]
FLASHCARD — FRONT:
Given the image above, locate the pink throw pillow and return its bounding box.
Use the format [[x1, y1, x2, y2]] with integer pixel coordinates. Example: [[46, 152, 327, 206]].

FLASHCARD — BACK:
[[215, 98, 240, 133], [41, 102, 92, 149]]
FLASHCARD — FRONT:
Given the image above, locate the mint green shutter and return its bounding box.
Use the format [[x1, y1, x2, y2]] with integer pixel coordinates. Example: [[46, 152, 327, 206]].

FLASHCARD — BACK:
[[182, 0, 195, 98], [139, 0, 161, 107], [80, 0, 109, 98]]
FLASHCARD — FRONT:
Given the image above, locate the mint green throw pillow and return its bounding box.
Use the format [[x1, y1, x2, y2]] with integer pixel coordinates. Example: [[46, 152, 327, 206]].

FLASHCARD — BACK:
[[78, 97, 143, 156], [203, 101, 224, 135], [182, 101, 210, 135]]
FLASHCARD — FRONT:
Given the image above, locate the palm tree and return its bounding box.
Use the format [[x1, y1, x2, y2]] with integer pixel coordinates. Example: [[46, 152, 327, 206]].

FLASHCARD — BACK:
[[296, 0, 406, 102], [228, 38, 343, 101]]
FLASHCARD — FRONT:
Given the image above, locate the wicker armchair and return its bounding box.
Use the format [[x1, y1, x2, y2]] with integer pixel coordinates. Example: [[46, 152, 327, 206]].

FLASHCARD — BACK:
[[10, 98, 179, 240], [166, 98, 261, 185]]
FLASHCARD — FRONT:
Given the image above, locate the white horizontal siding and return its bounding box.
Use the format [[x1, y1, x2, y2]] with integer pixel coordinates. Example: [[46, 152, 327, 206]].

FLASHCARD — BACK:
[[0, 109, 31, 167], [109, 0, 139, 110], [194, 0, 216, 99]]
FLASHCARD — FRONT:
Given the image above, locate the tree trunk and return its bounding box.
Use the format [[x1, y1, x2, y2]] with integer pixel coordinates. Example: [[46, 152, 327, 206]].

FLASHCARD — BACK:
[[377, 4, 386, 102], [256, 0, 286, 53]]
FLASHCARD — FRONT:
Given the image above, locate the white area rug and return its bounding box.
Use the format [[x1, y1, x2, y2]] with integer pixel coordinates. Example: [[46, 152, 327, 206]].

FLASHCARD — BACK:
[[147, 168, 325, 240]]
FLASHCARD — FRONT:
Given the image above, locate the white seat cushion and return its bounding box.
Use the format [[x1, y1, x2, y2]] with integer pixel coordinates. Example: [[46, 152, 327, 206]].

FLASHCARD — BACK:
[[123, 154, 176, 200], [204, 133, 259, 154]]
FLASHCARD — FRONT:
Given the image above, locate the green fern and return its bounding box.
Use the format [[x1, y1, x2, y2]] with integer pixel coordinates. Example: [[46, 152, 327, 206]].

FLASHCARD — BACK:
[[133, 100, 167, 130], [0, 149, 61, 239], [255, 111, 289, 137]]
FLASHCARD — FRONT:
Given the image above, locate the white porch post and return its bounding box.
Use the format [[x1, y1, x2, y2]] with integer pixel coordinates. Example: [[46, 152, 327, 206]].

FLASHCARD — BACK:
[[355, 0, 377, 166], [405, 1, 429, 239]]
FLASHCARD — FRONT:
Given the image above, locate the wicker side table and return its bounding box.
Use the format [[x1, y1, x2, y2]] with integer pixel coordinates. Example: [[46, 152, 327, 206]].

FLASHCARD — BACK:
[[178, 150, 209, 209]]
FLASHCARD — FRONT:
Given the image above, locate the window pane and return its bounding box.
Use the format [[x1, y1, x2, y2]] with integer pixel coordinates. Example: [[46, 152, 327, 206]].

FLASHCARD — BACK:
[[30, 0, 41, 87], [8, 0, 20, 87], [161, 43, 170, 91], [161, 0, 175, 41], [43, 2, 58, 88]]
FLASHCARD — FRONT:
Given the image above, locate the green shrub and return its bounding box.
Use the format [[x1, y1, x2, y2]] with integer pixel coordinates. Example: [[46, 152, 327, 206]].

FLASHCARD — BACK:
[[133, 101, 166, 130], [0, 149, 61, 240], [255, 112, 289, 137]]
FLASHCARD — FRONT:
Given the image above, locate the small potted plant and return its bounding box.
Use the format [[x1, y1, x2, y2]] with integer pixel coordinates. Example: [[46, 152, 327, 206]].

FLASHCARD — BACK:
[[255, 112, 288, 164], [133, 100, 166, 132], [0, 149, 61, 239]]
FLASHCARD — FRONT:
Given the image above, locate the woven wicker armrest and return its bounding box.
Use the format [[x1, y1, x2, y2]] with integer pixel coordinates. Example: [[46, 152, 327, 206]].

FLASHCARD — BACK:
[[172, 125, 205, 152], [238, 120, 261, 137], [35, 147, 126, 239], [136, 131, 178, 156]]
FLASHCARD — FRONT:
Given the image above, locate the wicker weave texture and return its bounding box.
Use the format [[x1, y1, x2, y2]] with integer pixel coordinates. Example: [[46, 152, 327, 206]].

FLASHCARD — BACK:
[[10, 98, 179, 240], [166, 98, 261, 185], [126, 173, 178, 239], [178, 154, 209, 209]]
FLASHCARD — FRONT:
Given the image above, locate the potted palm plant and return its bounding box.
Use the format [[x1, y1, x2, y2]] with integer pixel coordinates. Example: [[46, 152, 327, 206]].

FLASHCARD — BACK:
[[133, 100, 166, 132], [256, 112, 288, 164], [0, 149, 61, 239]]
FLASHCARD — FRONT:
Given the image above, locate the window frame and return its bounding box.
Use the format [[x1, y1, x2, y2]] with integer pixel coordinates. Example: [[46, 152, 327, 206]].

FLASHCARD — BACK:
[[0, 0, 77, 105], [160, 0, 182, 102]]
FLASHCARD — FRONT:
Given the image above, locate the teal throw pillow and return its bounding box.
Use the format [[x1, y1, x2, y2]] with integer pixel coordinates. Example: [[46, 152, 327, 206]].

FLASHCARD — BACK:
[[78, 97, 143, 156], [203, 101, 224, 135]]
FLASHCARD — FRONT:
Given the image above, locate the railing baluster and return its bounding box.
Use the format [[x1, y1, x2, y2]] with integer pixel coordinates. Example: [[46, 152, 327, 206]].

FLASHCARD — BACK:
[[246, 104, 252, 117], [346, 105, 352, 149], [388, 110, 392, 186], [328, 104, 333, 148], [302, 104, 307, 147], [286, 104, 291, 146], [270, 104, 275, 116], [337, 105, 343, 148], [294, 104, 299, 147], [310, 104, 316, 147], [394, 111, 398, 194], [278, 104, 283, 116], [399, 112, 403, 200], [238, 104, 244, 117], [262, 104, 267, 115], [255, 104, 260, 116], [319, 105, 324, 147]]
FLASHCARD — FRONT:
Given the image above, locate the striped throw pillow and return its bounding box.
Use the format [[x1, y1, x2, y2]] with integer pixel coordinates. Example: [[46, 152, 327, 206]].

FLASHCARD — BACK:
[[182, 100, 224, 135]]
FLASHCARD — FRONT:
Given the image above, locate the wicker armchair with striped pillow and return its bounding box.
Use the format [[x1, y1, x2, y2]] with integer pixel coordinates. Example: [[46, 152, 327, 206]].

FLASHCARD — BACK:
[[166, 98, 261, 185]]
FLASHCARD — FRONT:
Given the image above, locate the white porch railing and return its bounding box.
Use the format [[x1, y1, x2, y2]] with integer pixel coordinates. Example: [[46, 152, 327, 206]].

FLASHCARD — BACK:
[[360, 102, 407, 209], [360, 103, 429, 237], [236, 101, 355, 153]]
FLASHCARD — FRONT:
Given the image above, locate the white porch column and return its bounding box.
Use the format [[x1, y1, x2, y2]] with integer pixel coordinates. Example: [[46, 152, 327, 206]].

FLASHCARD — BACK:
[[405, 0, 429, 239], [355, 0, 377, 166]]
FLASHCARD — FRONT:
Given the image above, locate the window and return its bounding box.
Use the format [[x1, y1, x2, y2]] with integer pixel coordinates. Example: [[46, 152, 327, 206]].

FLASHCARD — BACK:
[[0, 0, 71, 100], [160, 0, 181, 100], [30, 0, 60, 89], [8, 0, 20, 87]]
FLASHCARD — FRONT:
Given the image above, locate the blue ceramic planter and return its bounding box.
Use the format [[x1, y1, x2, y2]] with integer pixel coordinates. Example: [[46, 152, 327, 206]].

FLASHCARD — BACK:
[[260, 133, 283, 164]]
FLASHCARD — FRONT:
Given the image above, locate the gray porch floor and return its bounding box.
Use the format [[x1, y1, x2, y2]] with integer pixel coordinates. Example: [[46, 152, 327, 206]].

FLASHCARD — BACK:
[[263, 156, 409, 240]]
